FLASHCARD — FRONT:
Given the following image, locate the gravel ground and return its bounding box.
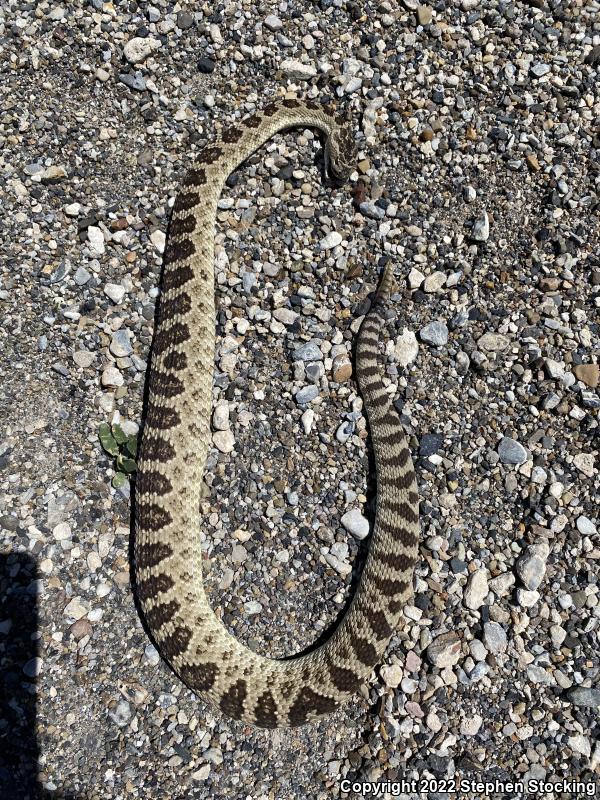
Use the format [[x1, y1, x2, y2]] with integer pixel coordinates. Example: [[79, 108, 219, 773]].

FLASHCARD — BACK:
[[1, 1, 599, 798]]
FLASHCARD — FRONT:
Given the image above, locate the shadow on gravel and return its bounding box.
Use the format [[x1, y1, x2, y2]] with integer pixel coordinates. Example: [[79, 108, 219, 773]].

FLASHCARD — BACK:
[[0, 552, 81, 800], [0, 551, 40, 799]]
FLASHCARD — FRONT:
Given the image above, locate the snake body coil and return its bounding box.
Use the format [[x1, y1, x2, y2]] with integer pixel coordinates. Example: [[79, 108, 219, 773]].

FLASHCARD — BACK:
[[135, 100, 420, 728]]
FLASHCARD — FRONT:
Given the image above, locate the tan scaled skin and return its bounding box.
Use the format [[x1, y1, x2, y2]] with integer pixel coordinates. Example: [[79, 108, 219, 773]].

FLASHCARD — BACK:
[[134, 100, 420, 728]]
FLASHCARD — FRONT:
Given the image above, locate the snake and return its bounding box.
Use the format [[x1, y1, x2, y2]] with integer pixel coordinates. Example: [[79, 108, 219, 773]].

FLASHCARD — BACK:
[[134, 99, 420, 728]]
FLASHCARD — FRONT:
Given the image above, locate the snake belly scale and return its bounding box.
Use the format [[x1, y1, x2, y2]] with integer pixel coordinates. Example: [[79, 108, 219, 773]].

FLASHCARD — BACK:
[[134, 99, 420, 728]]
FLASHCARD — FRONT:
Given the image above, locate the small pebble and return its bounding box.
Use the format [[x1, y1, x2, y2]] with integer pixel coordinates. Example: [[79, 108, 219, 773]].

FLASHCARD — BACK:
[[340, 508, 369, 540], [497, 437, 527, 465], [419, 321, 448, 346], [471, 211, 490, 242]]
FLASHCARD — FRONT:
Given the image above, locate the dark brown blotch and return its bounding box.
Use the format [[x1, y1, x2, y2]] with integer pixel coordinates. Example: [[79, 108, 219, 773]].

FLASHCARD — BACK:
[[368, 609, 392, 640], [387, 499, 419, 524], [162, 624, 193, 659], [221, 127, 244, 144], [145, 599, 181, 630], [219, 678, 248, 719], [243, 115, 262, 129], [283, 98, 301, 109], [162, 349, 188, 372], [162, 263, 194, 293], [135, 541, 173, 570], [144, 404, 181, 431], [382, 411, 402, 431], [179, 661, 218, 692], [140, 431, 176, 462], [197, 145, 223, 164], [159, 291, 192, 321], [150, 373, 184, 400], [136, 469, 174, 497], [350, 635, 378, 667], [164, 238, 195, 266], [387, 551, 414, 572], [392, 469, 417, 491], [136, 502, 173, 534], [366, 389, 388, 410], [288, 687, 338, 727], [173, 190, 201, 213], [327, 662, 361, 694], [372, 574, 410, 599], [359, 363, 379, 379], [388, 599, 402, 615], [182, 168, 207, 188], [153, 322, 190, 354], [253, 690, 279, 728], [263, 102, 279, 117], [136, 571, 175, 602], [169, 214, 196, 238]]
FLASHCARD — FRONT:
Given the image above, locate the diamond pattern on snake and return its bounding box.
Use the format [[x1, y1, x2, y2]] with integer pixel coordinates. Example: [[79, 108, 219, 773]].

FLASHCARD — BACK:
[[135, 99, 420, 728]]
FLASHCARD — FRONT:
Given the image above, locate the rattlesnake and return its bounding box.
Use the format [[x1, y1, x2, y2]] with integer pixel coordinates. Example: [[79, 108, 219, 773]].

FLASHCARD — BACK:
[[134, 99, 420, 728]]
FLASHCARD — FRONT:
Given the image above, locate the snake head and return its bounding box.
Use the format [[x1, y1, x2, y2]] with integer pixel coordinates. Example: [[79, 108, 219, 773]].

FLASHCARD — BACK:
[[325, 125, 357, 185]]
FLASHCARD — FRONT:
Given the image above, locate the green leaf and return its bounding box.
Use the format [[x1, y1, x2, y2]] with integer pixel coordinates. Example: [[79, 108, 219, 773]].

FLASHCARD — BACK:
[[125, 435, 138, 457], [111, 423, 128, 445], [112, 472, 127, 489], [117, 456, 137, 474], [99, 423, 119, 456]]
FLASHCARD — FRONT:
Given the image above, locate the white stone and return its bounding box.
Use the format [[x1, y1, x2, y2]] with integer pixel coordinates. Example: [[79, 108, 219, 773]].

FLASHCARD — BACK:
[[423, 271, 446, 292], [87, 551, 102, 572], [323, 552, 351, 577], [516, 546, 547, 591], [273, 308, 300, 325], [150, 229, 166, 253], [123, 36, 161, 64], [394, 329, 419, 367], [568, 735, 591, 757], [545, 358, 565, 379], [280, 59, 317, 80], [341, 508, 370, 540], [408, 267, 425, 289], [110, 329, 132, 358], [471, 211, 490, 242], [212, 402, 230, 431], [301, 409, 314, 434], [573, 453, 594, 477], [104, 283, 126, 304], [213, 430, 235, 453], [464, 569, 488, 610], [65, 202, 80, 216], [380, 664, 403, 688], [192, 765, 211, 781], [87, 226, 105, 255], [483, 621, 507, 653], [73, 350, 95, 368], [478, 333, 511, 352], [63, 597, 88, 620], [461, 714, 483, 736], [53, 522, 71, 540], [426, 711, 442, 732], [319, 231, 343, 250], [517, 589, 540, 607], [489, 572, 515, 596], [264, 14, 282, 30], [576, 516, 597, 535], [101, 366, 124, 387]]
